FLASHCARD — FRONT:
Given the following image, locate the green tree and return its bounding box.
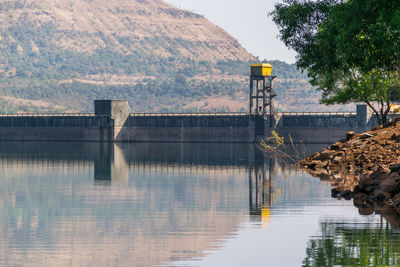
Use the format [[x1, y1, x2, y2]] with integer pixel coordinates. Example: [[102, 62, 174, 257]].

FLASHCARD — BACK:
[[271, 0, 400, 124]]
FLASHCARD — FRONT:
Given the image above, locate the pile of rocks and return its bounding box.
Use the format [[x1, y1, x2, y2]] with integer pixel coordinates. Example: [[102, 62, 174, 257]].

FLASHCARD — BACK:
[[298, 118, 400, 209]]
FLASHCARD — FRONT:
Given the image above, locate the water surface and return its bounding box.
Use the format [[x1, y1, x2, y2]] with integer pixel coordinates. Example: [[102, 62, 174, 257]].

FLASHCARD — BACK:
[[0, 142, 398, 266]]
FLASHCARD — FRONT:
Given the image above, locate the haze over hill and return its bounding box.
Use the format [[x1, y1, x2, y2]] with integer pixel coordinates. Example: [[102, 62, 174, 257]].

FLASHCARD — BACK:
[[0, 0, 341, 113]]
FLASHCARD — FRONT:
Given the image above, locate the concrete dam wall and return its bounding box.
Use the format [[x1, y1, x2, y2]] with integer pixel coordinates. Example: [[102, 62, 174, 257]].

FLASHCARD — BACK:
[[0, 100, 380, 143], [118, 115, 252, 143]]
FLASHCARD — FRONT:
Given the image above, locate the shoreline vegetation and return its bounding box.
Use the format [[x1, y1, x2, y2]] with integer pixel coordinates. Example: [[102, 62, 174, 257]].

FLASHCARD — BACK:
[[297, 118, 400, 215]]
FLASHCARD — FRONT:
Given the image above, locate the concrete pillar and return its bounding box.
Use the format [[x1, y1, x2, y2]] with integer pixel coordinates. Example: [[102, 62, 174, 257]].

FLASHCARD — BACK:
[[356, 104, 368, 130], [94, 100, 129, 141]]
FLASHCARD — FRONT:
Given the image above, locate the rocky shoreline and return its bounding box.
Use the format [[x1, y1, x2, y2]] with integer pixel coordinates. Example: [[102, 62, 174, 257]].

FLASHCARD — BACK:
[[298, 118, 400, 213]]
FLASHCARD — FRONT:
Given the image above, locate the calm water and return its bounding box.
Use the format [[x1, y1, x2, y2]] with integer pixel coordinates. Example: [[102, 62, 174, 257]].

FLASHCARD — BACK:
[[0, 142, 399, 266]]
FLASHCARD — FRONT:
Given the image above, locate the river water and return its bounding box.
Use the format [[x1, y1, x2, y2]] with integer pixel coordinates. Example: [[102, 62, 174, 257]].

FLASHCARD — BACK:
[[0, 142, 399, 266]]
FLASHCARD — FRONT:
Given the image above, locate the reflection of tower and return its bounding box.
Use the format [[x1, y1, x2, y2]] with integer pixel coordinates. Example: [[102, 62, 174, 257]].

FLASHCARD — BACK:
[[249, 153, 274, 225], [94, 143, 128, 184]]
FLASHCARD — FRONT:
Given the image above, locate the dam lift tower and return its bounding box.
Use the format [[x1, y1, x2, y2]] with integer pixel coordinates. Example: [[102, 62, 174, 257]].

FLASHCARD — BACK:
[[249, 63, 277, 125]]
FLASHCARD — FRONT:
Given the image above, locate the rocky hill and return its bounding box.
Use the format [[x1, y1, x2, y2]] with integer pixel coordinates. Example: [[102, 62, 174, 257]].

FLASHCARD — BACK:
[[0, 0, 329, 113], [0, 0, 252, 61]]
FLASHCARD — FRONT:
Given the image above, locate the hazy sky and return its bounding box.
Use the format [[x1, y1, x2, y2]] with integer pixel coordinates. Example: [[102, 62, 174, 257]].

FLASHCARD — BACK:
[[164, 0, 297, 64]]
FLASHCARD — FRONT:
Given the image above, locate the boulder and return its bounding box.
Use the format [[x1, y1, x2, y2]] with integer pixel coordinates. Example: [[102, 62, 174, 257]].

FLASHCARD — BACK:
[[360, 133, 374, 139], [358, 206, 374, 215], [346, 131, 355, 141], [359, 176, 374, 190], [333, 156, 342, 163], [353, 194, 367, 207], [314, 151, 335, 161], [331, 187, 341, 198], [351, 140, 362, 146], [389, 164, 400, 173], [352, 185, 361, 194], [392, 194, 400, 207], [390, 133, 400, 140], [370, 166, 391, 180], [364, 185, 376, 194], [354, 192, 367, 199], [315, 160, 329, 169], [331, 143, 341, 150], [378, 177, 400, 193], [374, 190, 391, 203], [384, 121, 396, 128], [341, 190, 354, 200]]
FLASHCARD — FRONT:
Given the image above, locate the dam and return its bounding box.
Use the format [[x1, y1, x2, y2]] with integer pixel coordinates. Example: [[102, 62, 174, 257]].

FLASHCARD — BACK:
[[0, 99, 378, 143]]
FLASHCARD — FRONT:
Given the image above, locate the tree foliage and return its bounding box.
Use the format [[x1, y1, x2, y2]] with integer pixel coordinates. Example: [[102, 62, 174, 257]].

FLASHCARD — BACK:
[[272, 0, 400, 124]]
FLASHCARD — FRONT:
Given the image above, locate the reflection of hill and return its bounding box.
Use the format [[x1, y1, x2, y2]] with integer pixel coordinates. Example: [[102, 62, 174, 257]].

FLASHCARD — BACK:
[[0, 141, 336, 266], [0, 142, 250, 266]]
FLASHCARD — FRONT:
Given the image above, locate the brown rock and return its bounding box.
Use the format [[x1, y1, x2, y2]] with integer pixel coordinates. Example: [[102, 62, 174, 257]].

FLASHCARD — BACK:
[[297, 118, 400, 208], [389, 164, 400, 173], [358, 206, 374, 215], [378, 177, 400, 193], [392, 194, 400, 208], [370, 166, 391, 180], [314, 151, 335, 161], [333, 156, 342, 163], [354, 192, 367, 199], [331, 143, 341, 150], [354, 197, 367, 207], [315, 160, 329, 169], [374, 190, 391, 203], [390, 172, 400, 179], [384, 121, 396, 128], [351, 140, 363, 146], [312, 152, 321, 159], [359, 176, 374, 190], [392, 194, 400, 207], [331, 187, 342, 198], [360, 133, 374, 139], [391, 133, 400, 140], [346, 131, 356, 141], [373, 173, 393, 184], [342, 190, 354, 200], [373, 125, 383, 131]]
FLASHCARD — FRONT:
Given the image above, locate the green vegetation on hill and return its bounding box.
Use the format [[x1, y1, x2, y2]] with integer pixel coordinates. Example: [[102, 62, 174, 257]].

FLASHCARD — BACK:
[[0, 21, 317, 112]]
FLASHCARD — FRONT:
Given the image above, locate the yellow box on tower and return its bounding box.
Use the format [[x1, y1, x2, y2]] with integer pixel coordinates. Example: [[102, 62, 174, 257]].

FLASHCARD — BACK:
[[250, 63, 273, 77]]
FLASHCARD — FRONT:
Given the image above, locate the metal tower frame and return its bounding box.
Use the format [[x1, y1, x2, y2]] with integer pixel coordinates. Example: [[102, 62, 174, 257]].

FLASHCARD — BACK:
[[249, 75, 277, 121]]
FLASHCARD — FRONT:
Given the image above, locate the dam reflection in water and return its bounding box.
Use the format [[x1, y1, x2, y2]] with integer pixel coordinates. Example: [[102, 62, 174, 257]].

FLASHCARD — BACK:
[[0, 142, 399, 266]]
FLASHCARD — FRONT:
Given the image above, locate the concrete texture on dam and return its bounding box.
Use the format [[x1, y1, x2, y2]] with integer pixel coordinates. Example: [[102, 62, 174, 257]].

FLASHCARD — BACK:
[[0, 100, 381, 143]]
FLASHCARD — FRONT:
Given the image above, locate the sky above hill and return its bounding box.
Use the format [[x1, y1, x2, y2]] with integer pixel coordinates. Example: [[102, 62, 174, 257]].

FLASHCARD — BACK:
[[164, 0, 297, 64]]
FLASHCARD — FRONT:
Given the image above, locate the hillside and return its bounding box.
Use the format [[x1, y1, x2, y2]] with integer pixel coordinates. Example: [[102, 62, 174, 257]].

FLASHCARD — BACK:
[[0, 0, 252, 61], [0, 0, 339, 113]]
